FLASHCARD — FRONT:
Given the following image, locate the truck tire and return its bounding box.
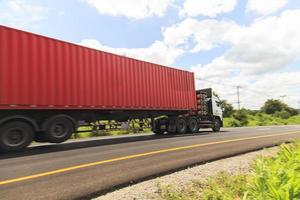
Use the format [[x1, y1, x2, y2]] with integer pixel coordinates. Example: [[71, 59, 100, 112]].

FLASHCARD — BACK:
[[187, 117, 198, 133], [42, 117, 74, 143], [176, 117, 187, 134], [0, 121, 34, 152], [212, 119, 221, 132]]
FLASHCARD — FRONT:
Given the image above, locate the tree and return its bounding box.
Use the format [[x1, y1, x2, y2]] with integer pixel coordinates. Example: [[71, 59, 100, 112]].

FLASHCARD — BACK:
[[219, 100, 234, 117], [261, 99, 298, 116], [261, 99, 285, 114], [212, 91, 235, 117], [285, 106, 298, 116]]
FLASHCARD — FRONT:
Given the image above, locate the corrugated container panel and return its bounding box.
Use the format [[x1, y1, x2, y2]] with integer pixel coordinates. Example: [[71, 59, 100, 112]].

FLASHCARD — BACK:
[[149, 63, 155, 107], [142, 62, 148, 108], [172, 69, 176, 108], [105, 52, 111, 106], [129, 58, 135, 107], [98, 51, 105, 106], [154, 64, 160, 108], [162, 66, 167, 107], [164, 66, 170, 108], [0, 25, 197, 111], [124, 57, 130, 107], [110, 53, 116, 107], [177, 70, 182, 108]]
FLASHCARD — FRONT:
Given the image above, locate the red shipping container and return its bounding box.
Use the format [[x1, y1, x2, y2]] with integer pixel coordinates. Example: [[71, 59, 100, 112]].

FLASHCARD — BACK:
[[0, 25, 197, 111]]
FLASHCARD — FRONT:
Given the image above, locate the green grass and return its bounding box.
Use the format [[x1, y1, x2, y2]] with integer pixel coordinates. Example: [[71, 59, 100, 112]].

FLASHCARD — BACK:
[[71, 114, 300, 139], [224, 114, 300, 127], [158, 142, 300, 200], [71, 126, 151, 139]]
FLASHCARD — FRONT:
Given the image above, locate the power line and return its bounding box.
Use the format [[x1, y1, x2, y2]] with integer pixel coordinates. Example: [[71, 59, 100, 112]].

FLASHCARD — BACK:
[[198, 78, 274, 99], [197, 77, 299, 99], [197, 78, 270, 98], [196, 77, 298, 109]]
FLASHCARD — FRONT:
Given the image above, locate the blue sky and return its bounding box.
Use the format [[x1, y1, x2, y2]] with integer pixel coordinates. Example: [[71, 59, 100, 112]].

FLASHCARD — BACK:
[[0, 0, 300, 109]]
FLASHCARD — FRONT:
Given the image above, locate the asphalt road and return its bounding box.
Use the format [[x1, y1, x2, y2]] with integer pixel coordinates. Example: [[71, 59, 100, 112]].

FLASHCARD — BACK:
[[1, 125, 300, 200]]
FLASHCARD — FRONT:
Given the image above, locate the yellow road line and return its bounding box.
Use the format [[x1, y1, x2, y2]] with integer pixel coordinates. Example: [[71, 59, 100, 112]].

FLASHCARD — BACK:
[[1, 130, 300, 186]]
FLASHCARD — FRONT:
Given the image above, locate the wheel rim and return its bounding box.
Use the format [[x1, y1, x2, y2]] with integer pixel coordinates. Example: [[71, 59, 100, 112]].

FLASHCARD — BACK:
[[3, 128, 27, 147], [189, 119, 197, 131], [51, 123, 68, 138], [178, 121, 184, 130], [177, 119, 186, 132]]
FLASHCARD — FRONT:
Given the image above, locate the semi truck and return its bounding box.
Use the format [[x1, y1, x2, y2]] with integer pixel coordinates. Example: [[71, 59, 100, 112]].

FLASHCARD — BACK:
[[0, 25, 223, 152]]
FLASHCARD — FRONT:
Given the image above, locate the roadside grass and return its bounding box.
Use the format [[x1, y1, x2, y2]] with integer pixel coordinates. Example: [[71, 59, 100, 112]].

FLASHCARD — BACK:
[[71, 114, 300, 139], [158, 141, 300, 200], [224, 114, 300, 127], [71, 126, 151, 139]]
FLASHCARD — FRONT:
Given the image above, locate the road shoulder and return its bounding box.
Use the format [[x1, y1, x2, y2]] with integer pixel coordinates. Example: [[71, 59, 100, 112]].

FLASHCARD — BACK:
[[94, 147, 278, 200]]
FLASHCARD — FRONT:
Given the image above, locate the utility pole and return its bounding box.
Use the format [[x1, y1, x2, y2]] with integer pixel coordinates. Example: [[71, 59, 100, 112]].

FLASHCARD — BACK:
[[237, 86, 241, 110]]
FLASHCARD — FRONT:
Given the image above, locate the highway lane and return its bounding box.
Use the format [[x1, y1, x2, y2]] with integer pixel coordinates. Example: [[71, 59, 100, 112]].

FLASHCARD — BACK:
[[0, 125, 300, 200]]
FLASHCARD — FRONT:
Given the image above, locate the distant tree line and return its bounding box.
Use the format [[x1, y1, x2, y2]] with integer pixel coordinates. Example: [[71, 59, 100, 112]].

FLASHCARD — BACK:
[[219, 98, 299, 127]]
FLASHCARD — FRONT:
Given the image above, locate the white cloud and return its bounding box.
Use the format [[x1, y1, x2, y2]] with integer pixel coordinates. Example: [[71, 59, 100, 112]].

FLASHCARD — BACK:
[[162, 18, 241, 52], [180, 0, 237, 17], [224, 10, 300, 75], [192, 69, 300, 109], [83, 0, 174, 19], [79, 39, 184, 66], [246, 0, 288, 15], [80, 8, 300, 109], [0, 0, 48, 29], [172, 10, 300, 108], [163, 10, 300, 75], [79, 9, 300, 78]]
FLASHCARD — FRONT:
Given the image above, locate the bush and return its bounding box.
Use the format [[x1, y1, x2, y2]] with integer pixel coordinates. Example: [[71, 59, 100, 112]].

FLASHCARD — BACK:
[[261, 99, 298, 116], [202, 143, 300, 199], [247, 143, 300, 199], [273, 110, 291, 119], [224, 113, 300, 127], [225, 118, 242, 127], [219, 100, 235, 117], [287, 115, 300, 124], [159, 142, 300, 200], [285, 107, 299, 116], [232, 110, 249, 126], [261, 99, 285, 114]]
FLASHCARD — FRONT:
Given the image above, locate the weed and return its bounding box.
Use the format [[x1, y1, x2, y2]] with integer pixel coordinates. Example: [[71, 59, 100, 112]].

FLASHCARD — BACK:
[[159, 142, 300, 200]]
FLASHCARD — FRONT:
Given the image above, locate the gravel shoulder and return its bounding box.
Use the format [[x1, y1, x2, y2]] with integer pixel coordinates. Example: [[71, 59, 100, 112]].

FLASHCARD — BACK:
[[94, 147, 279, 200]]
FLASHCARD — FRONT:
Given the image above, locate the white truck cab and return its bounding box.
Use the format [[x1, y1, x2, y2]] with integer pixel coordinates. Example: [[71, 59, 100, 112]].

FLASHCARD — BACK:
[[196, 88, 223, 131], [212, 93, 223, 122]]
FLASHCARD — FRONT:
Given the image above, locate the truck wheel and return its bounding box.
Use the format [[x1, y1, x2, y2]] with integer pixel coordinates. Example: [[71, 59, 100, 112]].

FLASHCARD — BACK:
[[0, 121, 34, 152], [212, 119, 221, 132], [43, 117, 74, 143], [176, 117, 187, 134], [187, 117, 198, 133]]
